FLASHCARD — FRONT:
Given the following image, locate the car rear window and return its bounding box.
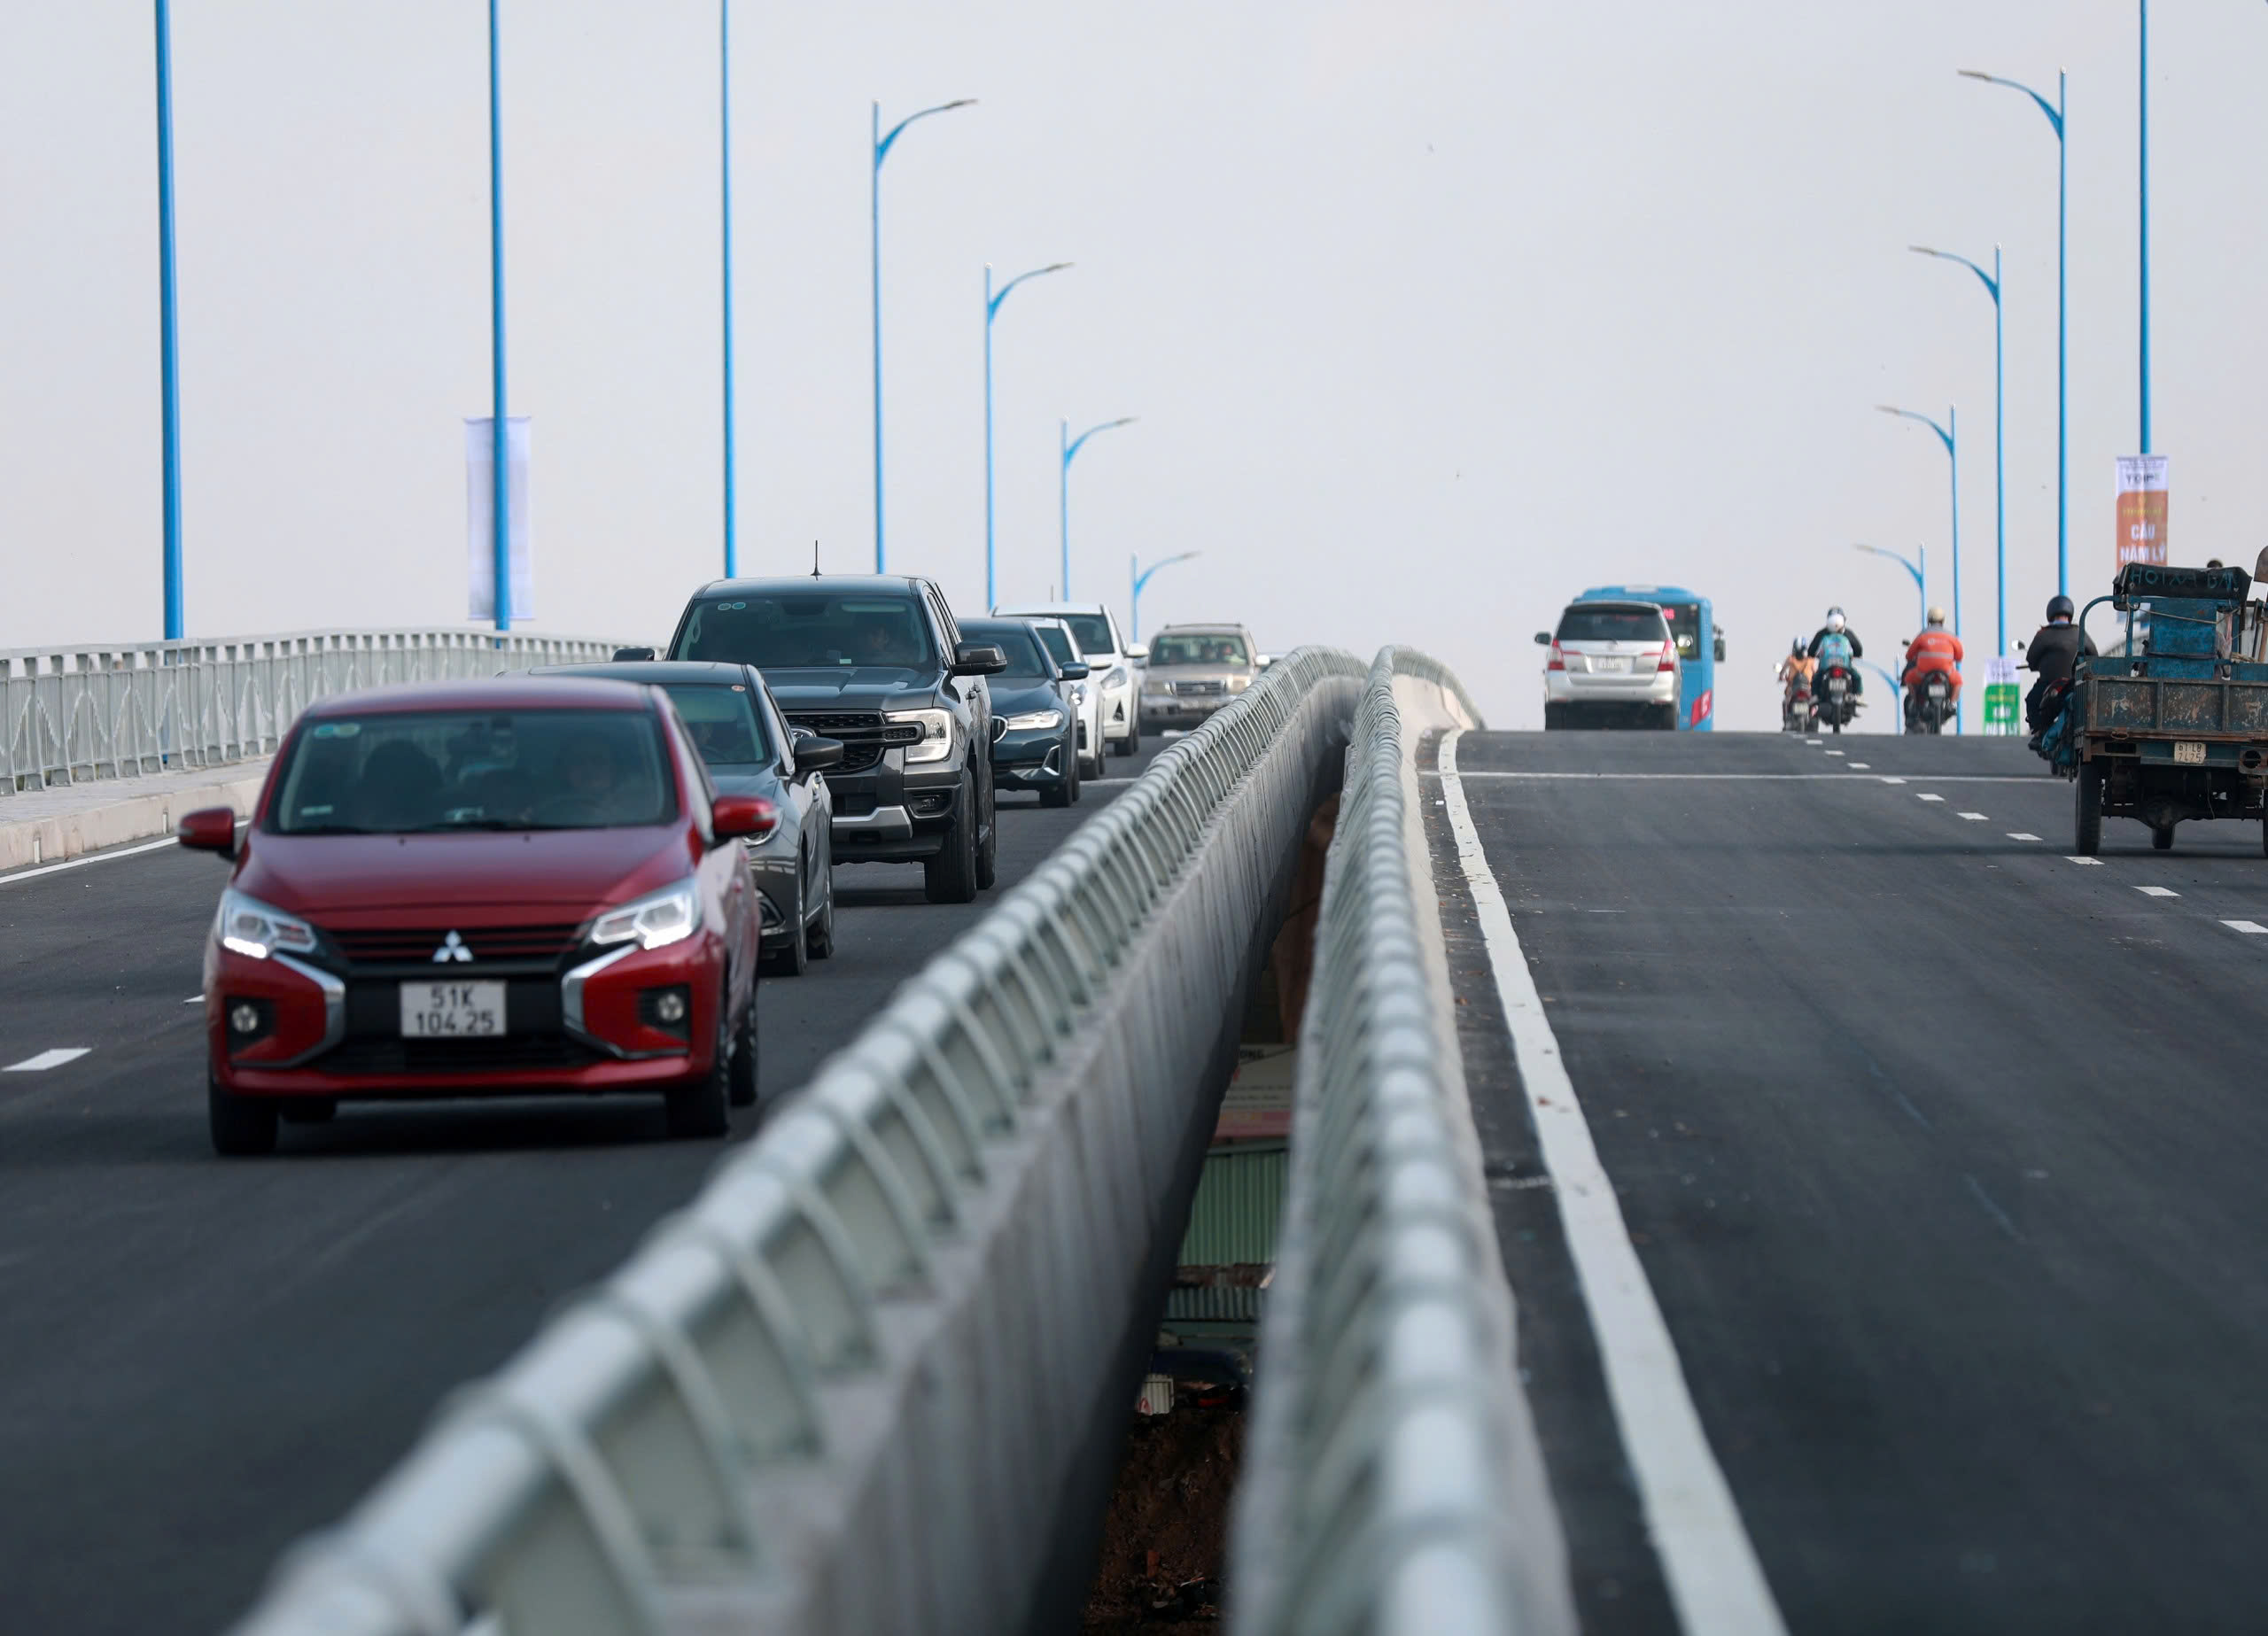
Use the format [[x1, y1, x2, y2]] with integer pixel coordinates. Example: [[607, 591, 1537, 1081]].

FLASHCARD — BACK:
[[661, 683, 771, 771], [1032, 624, 1079, 665], [270, 709, 675, 834], [672, 593, 934, 671], [1057, 614, 1115, 655], [962, 625, 1051, 680], [1557, 607, 1668, 643]]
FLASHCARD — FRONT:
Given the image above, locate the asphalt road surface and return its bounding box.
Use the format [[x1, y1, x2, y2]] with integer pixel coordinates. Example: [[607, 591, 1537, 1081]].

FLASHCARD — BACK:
[[1427, 727, 2268, 1634], [0, 749, 1159, 1636]]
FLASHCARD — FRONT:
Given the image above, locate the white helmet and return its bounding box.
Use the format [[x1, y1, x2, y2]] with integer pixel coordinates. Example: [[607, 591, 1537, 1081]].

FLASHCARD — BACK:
[[1826, 610, 1847, 633], [1926, 606, 1946, 627]]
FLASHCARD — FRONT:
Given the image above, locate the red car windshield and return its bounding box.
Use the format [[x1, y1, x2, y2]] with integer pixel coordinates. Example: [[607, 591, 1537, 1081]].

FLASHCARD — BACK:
[[268, 709, 677, 834]]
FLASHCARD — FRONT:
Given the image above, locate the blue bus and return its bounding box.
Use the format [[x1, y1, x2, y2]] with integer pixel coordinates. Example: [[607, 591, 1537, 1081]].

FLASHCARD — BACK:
[[1575, 585, 1721, 730]]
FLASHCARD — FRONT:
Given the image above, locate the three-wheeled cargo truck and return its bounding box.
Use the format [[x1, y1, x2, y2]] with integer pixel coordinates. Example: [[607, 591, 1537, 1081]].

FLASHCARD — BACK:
[[2043, 562, 2268, 855]]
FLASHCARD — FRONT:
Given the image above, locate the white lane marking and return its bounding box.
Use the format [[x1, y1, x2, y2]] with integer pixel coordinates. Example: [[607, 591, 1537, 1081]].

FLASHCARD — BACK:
[[2224, 919, 2268, 934], [1847, 763, 1870, 770], [1429, 771, 2040, 783], [184, 995, 205, 1004], [1917, 794, 1945, 802], [1440, 730, 1786, 1636], [1958, 811, 1989, 821], [1822, 750, 1845, 757], [1805, 739, 1823, 745], [0, 836, 180, 888], [1084, 777, 1138, 786], [2065, 857, 2104, 866], [2008, 833, 2041, 841], [2135, 886, 2179, 898], [4, 1048, 92, 1073]]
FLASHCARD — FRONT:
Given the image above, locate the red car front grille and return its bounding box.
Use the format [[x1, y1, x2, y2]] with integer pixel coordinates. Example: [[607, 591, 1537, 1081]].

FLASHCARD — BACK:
[[324, 924, 583, 965]]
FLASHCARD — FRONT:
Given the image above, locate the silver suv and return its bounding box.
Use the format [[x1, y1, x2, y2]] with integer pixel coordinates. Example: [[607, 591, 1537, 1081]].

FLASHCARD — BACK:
[[1139, 624, 1261, 731], [1536, 601, 1679, 730]]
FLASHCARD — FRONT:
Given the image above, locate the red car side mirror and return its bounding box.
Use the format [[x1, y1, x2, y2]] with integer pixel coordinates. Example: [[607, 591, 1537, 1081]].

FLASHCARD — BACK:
[[711, 794, 777, 841], [177, 806, 237, 858]]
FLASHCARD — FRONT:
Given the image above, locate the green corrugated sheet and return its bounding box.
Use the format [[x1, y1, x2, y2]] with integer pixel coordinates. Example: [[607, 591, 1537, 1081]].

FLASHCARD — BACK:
[[1177, 1140, 1286, 1267]]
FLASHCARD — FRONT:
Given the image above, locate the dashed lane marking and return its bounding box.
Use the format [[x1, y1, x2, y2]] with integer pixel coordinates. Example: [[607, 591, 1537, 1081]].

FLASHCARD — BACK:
[[2008, 833, 2041, 841], [1881, 777, 1907, 785], [2066, 857, 2105, 866], [1441, 729, 1788, 1636], [1823, 749, 1845, 757], [1917, 794, 1945, 802], [4, 1049, 92, 1073], [1958, 811, 1989, 821], [1847, 763, 1870, 770], [2135, 887, 2179, 898], [2224, 920, 2268, 935]]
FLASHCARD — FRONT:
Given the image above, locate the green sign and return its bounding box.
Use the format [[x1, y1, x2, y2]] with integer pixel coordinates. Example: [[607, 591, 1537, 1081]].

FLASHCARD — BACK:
[[1984, 681, 2019, 731]]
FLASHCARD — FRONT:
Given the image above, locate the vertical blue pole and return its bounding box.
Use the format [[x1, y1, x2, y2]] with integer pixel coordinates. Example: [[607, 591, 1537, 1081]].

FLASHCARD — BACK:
[[1993, 247, 2006, 658], [719, 0, 736, 578], [2140, 2, 2152, 454], [154, 0, 183, 640], [871, 103, 886, 572], [487, 0, 510, 632], [983, 267, 996, 609], [2056, 69, 2069, 597], [1949, 404, 1962, 733], [1059, 420, 1071, 601], [1130, 555, 1139, 643]]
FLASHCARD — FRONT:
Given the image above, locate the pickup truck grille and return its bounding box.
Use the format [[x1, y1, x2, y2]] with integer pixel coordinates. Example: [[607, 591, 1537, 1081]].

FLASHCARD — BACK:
[[788, 710, 921, 775]]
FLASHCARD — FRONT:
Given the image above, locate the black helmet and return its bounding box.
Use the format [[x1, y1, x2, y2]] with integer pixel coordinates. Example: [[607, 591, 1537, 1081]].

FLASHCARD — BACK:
[[2047, 594, 2076, 622]]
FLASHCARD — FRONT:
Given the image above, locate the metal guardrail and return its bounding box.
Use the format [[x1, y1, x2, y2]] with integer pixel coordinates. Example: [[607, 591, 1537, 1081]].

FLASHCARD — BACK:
[[1, 629, 625, 794], [1232, 648, 1576, 1636], [229, 643, 1369, 1636]]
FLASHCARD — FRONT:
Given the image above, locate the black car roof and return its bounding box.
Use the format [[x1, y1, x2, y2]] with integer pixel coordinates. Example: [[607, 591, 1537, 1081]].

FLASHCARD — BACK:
[[692, 575, 928, 597]]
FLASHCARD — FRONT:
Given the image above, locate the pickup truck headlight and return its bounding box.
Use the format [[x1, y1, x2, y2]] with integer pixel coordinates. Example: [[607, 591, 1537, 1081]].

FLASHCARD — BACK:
[[1005, 709, 1064, 731], [887, 707, 955, 764], [215, 888, 318, 960], [1228, 674, 1253, 693], [589, 880, 698, 950]]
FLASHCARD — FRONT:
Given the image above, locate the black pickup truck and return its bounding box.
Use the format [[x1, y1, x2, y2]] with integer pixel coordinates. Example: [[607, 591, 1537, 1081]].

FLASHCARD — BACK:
[[633, 576, 1006, 903]]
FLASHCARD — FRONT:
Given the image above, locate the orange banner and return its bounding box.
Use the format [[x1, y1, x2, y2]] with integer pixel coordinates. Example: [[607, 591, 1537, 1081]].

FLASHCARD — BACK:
[[2116, 454, 2168, 568]]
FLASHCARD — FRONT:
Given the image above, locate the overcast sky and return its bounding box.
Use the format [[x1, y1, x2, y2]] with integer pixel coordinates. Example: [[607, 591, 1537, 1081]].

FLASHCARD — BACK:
[[6, 1, 2268, 730]]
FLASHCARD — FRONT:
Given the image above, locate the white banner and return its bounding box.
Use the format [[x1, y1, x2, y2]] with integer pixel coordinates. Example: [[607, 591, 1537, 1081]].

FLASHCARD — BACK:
[[465, 417, 533, 623]]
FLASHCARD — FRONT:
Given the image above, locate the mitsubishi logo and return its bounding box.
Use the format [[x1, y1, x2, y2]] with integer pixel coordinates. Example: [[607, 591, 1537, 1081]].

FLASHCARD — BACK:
[[432, 931, 474, 964]]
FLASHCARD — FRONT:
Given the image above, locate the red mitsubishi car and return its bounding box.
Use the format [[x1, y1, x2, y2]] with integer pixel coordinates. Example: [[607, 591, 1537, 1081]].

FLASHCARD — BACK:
[[177, 678, 769, 1155]]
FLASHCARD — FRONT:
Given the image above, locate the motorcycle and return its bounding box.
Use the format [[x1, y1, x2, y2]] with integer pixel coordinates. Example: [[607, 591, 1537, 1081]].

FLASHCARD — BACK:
[[1906, 670, 1955, 734], [1815, 661, 1860, 733], [1782, 671, 1817, 733]]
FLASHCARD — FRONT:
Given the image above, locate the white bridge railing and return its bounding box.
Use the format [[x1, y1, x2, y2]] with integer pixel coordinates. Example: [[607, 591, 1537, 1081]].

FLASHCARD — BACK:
[[1, 629, 627, 795]]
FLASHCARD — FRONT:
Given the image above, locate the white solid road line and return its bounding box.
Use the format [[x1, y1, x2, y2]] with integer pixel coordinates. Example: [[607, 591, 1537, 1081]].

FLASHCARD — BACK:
[[0, 835, 177, 889], [1439, 730, 1787, 1636], [4, 1048, 92, 1073], [2224, 920, 2268, 934], [2135, 886, 2180, 898], [1432, 771, 2037, 783]]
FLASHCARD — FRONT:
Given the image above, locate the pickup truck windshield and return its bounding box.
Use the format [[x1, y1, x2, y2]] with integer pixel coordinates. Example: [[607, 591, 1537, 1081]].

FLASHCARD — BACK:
[[1150, 632, 1250, 665], [271, 709, 675, 834], [673, 593, 935, 671]]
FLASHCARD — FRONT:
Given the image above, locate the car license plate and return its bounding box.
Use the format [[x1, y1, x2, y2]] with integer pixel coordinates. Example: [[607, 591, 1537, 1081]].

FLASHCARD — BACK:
[[400, 980, 507, 1038], [1590, 655, 1629, 673], [2174, 740, 2207, 764]]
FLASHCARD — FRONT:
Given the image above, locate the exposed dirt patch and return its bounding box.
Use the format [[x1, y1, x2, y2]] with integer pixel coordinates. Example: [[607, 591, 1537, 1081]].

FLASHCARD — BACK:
[[1079, 1402, 1245, 1632]]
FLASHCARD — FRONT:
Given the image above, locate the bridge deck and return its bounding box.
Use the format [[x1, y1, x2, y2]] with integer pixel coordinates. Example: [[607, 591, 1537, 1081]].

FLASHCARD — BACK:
[[1425, 727, 2268, 1633]]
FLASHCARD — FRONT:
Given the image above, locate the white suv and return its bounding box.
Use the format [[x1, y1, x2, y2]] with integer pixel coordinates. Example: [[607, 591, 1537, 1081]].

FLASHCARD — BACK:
[[1536, 600, 1680, 730], [991, 601, 1142, 756]]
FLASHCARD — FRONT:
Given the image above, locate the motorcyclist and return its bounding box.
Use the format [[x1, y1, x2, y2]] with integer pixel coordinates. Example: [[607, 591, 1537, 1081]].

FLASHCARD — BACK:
[[2023, 593, 2097, 732], [1806, 609, 1863, 704], [1776, 639, 1815, 726], [1900, 607, 1963, 727]]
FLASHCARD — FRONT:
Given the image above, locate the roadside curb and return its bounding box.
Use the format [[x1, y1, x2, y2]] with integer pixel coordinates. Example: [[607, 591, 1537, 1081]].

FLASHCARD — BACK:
[[0, 768, 268, 873]]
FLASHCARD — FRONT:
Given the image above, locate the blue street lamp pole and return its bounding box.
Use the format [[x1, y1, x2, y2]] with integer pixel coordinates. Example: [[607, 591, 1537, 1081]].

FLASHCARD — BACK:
[[982, 260, 1070, 609], [1912, 244, 2005, 655], [1860, 660, 1905, 729], [153, 0, 183, 640], [719, 0, 737, 577], [1060, 415, 1136, 600], [1876, 405, 1962, 731], [2140, 1, 2152, 453], [871, 97, 975, 573], [1853, 543, 1927, 632], [486, 0, 510, 632], [1961, 67, 2065, 596], [1130, 550, 1198, 644]]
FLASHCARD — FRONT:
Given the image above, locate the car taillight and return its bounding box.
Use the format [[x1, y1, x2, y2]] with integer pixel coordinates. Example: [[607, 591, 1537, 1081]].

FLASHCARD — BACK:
[[1546, 642, 1565, 672], [1657, 642, 1679, 673]]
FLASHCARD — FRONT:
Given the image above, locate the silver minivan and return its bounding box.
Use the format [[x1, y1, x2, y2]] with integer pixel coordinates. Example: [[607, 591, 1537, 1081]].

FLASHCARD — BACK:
[[1535, 601, 1679, 730]]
